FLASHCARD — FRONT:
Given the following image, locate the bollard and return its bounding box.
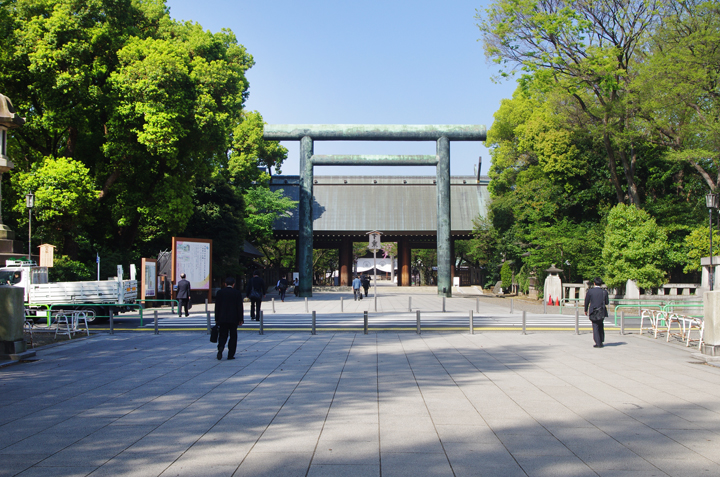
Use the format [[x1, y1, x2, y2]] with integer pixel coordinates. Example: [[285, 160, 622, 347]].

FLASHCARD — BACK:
[[305, 297, 308, 313], [206, 309, 211, 334], [442, 296, 446, 313], [409, 296, 412, 312], [522, 311, 526, 335], [140, 304, 144, 327], [575, 308, 579, 335], [341, 297, 344, 313], [259, 310, 264, 335], [621, 311, 625, 335], [272, 298, 276, 313], [364, 311, 368, 335], [109, 308, 114, 335], [312, 311, 316, 335], [205, 298, 208, 314], [374, 296, 377, 313], [154, 310, 159, 335], [416, 310, 421, 335], [469, 310, 474, 334], [476, 297, 479, 313], [543, 300, 547, 314], [510, 299, 514, 314]]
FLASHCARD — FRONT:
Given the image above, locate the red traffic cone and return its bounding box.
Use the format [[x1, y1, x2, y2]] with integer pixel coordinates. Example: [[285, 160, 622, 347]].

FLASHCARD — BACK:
[[547, 295, 552, 305], [555, 297, 560, 306]]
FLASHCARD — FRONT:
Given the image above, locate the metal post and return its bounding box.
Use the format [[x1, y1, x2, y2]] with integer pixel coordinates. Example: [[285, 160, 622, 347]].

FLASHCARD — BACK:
[[469, 310, 474, 334], [575, 308, 579, 335], [442, 296, 446, 312], [206, 309, 211, 334], [711, 208, 714, 291], [416, 310, 421, 334], [510, 299, 514, 314], [140, 304, 144, 327], [476, 297, 479, 313], [272, 298, 275, 313], [364, 311, 368, 335], [436, 135, 451, 297], [522, 311, 526, 335], [621, 311, 625, 335], [341, 296, 344, 313], [409, 296, 412, 312], [109, 308, 114, 335], [312, 311, 316, 335], [543, 300, 547, 314], [205, 298, 208, 314], [298, 135, 314, 297], [259, 310, 264, 335], [154, 310, 159, 335], [373, 248, 378, 312], [305, 297, 308, 313]]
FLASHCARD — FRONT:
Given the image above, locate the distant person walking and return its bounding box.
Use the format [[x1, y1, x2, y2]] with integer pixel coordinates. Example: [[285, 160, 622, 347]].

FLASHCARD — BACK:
[[276, 275, 289, 302], [362, 274, 370, 297], [584, 277, 609, 348], [214, 277, 244, 360], [176, 273, 191, 317], [293, 277, 300, 296], [246, 270, 266, 321], [352, 275, 362, 301]]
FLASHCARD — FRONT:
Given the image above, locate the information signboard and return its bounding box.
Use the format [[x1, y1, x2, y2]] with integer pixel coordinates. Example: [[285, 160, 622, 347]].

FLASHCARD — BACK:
[[141, 258, 157, 299], [172, 237, 213, 303]]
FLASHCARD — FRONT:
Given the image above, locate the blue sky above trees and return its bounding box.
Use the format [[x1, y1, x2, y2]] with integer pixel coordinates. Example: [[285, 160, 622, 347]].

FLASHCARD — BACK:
[[165, 0, 516, 177]]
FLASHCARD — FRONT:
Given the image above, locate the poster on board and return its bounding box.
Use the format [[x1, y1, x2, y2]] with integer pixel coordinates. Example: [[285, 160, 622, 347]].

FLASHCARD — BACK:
[[172, 238, 213, 303], [141, 258, 157, 299]]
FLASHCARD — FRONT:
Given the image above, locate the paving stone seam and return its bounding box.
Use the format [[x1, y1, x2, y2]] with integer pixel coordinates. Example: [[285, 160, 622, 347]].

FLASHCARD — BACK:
[[20, 333, 297, 476], [396, 334, 459, 476]]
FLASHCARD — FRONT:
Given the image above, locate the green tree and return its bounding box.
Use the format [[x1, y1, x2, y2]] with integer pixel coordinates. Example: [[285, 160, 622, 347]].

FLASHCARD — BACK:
[[477, 0, 666, 206], [500, 261, 512, 291], [602, 204, 668, 289], [242, 187, 297, 241], [683, 227, 720, 274]]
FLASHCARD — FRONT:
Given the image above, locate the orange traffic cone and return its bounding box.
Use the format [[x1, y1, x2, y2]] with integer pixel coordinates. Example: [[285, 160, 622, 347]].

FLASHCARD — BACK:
[[555, 297, 560, 306], [547, 295, 552, 305]]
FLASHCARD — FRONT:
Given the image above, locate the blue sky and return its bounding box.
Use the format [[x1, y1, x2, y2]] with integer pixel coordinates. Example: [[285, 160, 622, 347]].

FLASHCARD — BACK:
[[165, 0, 518, 177]]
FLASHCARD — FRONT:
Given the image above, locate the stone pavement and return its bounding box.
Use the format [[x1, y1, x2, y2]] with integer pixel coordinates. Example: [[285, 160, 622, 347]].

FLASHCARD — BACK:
[[2, 326, 720, 476]]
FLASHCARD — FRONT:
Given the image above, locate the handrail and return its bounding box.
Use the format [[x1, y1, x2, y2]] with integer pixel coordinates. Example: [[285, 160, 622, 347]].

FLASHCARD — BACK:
[[38, 302, 144, 326]]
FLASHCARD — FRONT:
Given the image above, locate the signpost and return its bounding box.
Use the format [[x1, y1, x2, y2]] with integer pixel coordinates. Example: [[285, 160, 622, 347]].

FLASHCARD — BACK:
[[368, 231, 382, 312]]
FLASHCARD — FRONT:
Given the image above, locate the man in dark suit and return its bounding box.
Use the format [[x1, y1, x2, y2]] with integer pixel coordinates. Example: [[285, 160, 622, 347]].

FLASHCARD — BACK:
[[176, 273, 191, 317], [246, 270, 266, 321], [584, 277, 609, 348], [215, 276, 244, 360]]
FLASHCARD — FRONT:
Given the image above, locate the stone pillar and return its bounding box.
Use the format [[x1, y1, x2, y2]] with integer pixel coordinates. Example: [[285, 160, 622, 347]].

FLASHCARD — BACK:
[[703, 291, 720, 356], [450, 239, 456, 285], [339, 238, 352, 286], [0, 286, 35, 360], [298, 136, 314, 297], [436, 136, 451, 297]]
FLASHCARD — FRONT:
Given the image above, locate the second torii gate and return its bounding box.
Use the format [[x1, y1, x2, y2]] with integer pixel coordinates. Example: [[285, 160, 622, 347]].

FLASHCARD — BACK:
[[264, 124, 487, 297]]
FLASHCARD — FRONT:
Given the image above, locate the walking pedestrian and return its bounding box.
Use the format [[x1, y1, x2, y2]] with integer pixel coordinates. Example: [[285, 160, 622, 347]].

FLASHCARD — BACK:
[[246, 270, 266, 321], [214, 277, 244, 360], [352, 275, 362, 301], [584, 277, 609, 348], [176, 273, 191, 317]]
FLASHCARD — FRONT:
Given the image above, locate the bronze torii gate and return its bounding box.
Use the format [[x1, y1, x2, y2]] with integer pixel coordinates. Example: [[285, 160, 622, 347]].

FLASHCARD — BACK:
[[263, 124, 487, 297]]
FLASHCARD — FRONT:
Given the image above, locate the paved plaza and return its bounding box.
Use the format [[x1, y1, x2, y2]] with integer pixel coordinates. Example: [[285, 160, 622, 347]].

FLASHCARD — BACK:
[[2, 289, 720, 476]]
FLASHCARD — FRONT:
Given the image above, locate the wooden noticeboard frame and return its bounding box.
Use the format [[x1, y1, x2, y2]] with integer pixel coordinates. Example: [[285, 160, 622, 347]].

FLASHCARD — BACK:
[[171, 237, 213, 304]]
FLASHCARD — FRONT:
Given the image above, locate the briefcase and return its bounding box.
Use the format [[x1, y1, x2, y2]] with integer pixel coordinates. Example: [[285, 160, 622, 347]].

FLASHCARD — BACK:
[[210, 324, 218, 343]]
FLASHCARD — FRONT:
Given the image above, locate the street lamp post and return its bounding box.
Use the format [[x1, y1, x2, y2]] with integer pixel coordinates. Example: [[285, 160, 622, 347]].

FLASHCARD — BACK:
[[25, 192, 34, 262], [706, 193, 718, 290]]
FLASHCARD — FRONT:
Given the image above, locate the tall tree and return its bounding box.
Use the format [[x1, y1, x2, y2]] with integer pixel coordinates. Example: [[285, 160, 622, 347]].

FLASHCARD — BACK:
[[477, 0, 665, 206]]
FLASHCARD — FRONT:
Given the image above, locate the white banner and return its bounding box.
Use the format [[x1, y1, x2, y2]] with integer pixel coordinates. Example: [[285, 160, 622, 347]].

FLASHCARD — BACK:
[[356, 258, 396, 273]]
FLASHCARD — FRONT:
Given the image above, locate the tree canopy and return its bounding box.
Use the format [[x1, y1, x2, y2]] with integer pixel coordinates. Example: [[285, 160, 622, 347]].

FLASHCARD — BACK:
[[0, 0, 290, 281]]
